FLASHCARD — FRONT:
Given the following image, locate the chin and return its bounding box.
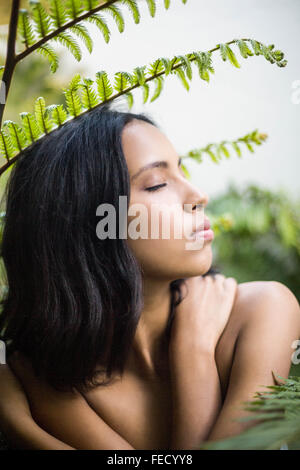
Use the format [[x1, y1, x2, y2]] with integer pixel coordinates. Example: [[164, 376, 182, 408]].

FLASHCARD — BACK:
[[180, 244, 213, 278]]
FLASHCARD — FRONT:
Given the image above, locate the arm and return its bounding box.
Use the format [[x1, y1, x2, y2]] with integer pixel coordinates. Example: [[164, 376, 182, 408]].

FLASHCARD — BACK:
[[168, 274, 238, 449], [169, 346, 222, 450], [205, 281, 300, 442], [5, 354, 135, 450], [0, 363, 74, 449]]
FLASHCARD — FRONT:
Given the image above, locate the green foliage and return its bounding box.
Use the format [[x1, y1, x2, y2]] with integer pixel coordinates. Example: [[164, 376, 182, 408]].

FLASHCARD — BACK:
[[0, 36, 285, 167], [200, 375, 300, 450], [179, 129, 268, 176], [207, 184, 300, 302], [15, 0, 189, 71]]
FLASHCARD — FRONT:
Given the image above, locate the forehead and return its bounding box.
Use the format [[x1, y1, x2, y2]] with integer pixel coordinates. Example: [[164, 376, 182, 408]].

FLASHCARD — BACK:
[[121, 119, 175, 175]]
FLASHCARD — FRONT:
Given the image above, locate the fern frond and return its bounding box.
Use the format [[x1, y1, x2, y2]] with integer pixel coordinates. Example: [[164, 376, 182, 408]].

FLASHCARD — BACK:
[[46, 104, 68, 127], [80, 78, 100, 110], [145, 0, 156, 17], [125, 91, 134, 109], [69, 24, 93, 53], [35, 97, 55, 134], [132, 66, 147, 86], [48, 0, 69, 28], [95, 71, 114, 101], [66, 0, 84, 20], [183, 129, 268, 165], [20, 112, 42, 144], [30, 0, 53, 38], [150, 76, 164, 102], [82, 0, 99, 10], [122, 0, 141, 24], [0, 67, 4, 80], [103, 5, 125, 33], [63, 74, 83, 117], [0, 130, 17, 162], [113, 71, 134, 92], [142, 83, 150, 104], [54, 32, 82, 61], [164, 0, 171, 8], [147, 58, 165, 76], [219, 43, 240, 68], [172, 67, 190, 91], [235, 39, 254, 58], [36, 44, 59, 72], [3, 121, 28, 152], [176, 54, 193, 80], [18, 9, 36, 48], [86, 14, 110, 43]]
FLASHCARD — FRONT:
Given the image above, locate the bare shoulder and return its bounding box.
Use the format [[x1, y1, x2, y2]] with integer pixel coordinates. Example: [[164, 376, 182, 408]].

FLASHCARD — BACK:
[[231, 280, 300, 334]]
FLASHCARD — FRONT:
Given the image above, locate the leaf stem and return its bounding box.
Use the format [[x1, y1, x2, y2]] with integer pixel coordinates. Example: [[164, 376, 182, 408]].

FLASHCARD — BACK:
[[0, 0, 21, 127]]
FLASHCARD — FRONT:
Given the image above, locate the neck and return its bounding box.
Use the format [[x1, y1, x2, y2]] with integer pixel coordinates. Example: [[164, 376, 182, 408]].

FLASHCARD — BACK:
[[127, 277, 173, 380]]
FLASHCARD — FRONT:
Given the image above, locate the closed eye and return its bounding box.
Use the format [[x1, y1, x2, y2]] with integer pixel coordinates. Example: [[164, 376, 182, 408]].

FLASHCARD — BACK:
[[145, 183, 167, 192]]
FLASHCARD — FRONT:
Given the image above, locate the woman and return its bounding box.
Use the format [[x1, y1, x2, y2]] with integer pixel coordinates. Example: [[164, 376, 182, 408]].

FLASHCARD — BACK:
[[0, 104, 299, 450]]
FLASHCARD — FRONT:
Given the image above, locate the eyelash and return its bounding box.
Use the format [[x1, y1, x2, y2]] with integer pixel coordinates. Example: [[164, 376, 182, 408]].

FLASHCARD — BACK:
[[145, 183, 167, 192], [145, 159, 184, 192]]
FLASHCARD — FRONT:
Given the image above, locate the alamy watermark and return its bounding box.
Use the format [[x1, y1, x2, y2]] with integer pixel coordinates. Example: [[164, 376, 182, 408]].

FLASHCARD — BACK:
[[95, 197, 212, 251], [0, 340, 6, 365]]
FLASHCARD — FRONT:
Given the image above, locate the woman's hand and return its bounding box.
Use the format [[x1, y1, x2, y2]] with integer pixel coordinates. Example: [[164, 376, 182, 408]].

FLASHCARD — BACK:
[[169, 274, 238, 357]]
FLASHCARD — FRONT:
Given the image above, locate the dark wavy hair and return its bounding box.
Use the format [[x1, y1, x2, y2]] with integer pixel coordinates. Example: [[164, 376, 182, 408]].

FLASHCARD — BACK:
[[0, 103, 217, 392]]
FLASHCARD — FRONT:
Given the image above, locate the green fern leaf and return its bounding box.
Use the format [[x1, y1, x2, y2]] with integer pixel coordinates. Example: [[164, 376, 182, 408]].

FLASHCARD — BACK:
[[176, 55, 193, 80], [54, 32, 82, 61], [36, 44, 59, 72], [104, 5, 125, 33], [132, 66, 147, 86], [80, 78, 99, 109], [147, 59, 165, 76], [63, 74, 83, 117], [192, 51, 210, 81], [164, 0, 171, 9], [142, 83, 150, 104], [249, 39, 262, 55], [145, 0, 156, 17], [3, 120, 28, 152], [0, 130, 17, 161], [0, 66, 4, 79], [205, 145, 219, 164], [18, 9, 36, 48], [172, 67, 189, 91], [231, 141, 242, 158], [35, 97, 55, 134], [95, 71, 113, 102], [30, 0, 53, 38], [45, 104, 68, 127], [20, 112, 42, 143], [48, 0, 69, 28], [150, 76, 164, 102], [219, 43, 228, 61], [122, 0, 140, 24], [125, 91, 134, 109], [181, 161, 190, 179], [219, 142, 230, 158], [181, 0, 188, 3], [159, 57, 172, 75], [224, 44, 241, 68], [86, 14, 110, 43], [113, 71, 133, 92], [66, 0, 83, 19], [82, 0, 99, 10], [235, 39, 254, 58], [69, 24, 93, 53]]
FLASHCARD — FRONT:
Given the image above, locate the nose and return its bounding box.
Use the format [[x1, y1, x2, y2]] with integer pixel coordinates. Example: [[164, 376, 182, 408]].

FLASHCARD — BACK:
[[184, 185, 209, 213]]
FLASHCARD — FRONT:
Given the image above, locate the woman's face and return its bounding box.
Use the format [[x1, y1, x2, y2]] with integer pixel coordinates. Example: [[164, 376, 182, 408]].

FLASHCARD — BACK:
[[122, 119, 213, 281]]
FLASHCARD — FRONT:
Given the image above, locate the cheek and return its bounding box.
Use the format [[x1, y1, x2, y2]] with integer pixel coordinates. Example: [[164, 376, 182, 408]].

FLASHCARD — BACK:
[[125, 196, 213, 278]]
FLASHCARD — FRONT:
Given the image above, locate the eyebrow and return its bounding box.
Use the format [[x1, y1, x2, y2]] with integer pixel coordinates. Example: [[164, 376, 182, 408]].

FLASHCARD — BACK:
[[131, 156, 182, 181]]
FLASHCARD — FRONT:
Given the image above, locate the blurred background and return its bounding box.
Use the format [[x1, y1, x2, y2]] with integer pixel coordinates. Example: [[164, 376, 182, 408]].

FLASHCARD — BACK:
[[0, 1, 299, 322]]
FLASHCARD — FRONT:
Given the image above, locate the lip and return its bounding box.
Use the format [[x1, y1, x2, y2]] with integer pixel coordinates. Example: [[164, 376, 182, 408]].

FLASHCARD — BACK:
[[191, 216, 211, 235]]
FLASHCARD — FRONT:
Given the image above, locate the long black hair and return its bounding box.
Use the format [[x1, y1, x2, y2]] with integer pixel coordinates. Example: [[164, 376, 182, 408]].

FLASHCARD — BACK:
[[0, 103, 217, 392]]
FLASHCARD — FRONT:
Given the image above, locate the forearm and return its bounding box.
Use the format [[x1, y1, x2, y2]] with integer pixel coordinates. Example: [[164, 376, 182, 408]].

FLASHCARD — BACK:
[[169, 348, 222, 450], [1, 414, 75, 450]]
